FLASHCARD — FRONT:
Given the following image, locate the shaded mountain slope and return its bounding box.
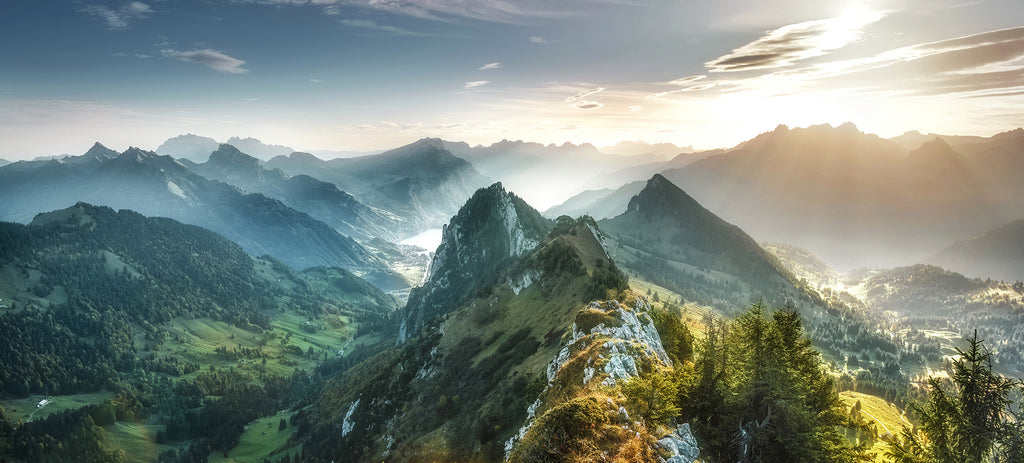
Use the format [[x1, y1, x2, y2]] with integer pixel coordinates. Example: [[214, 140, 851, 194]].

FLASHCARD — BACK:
[[0, 145, 402, 288], [925, 218, 1024, 282], [266, 138, 489, 233], [189, 144, 409, 242]]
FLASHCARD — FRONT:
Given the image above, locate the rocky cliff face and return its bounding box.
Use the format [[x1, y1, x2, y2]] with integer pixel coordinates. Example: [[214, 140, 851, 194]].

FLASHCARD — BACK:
[[506, 296, 699, 463], [398, 182, 549, 342]]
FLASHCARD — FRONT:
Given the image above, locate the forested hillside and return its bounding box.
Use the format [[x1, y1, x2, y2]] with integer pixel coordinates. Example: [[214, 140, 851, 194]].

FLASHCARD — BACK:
[[0, 203, 398, 462]]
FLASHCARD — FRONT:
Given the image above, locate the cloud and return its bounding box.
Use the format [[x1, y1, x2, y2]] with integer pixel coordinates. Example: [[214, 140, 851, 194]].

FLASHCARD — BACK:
[[564, 87, 605, 102], [571, 100, 603, 110], [669, 75, 705, 86], [648, 82, 718, 99], [81, 1, 153, 29], [339, 18, 421, 35], [530, 36, 549, 43], [478, 62, 502, 70], [706, 9, 884, 72], [162, 49, 249, 74], [758, 26, 1024, 97], [464, 80, 491, 89], [360, 0, 579, 23], [309, 78, 322, 83], [628, 105, 643, 112]]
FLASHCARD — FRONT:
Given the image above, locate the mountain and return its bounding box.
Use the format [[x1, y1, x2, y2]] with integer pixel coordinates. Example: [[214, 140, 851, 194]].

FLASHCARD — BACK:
[[156, 133, 220, 162], [0, 158, 10, 167], [888, 130, 988, 151], [544, 180, 644, 220], [845, 264, 1024, 375], [156, 135, 297, 162], [601, 140, 692, 158], [0, 203, 399, 461], [0, 145, 405, 289], [662, 123, 1023, 270], [597, 175, 794, 311], [186, 144, 409, 242], [441, 139, 667, 210], [925, 218, 1024, 282], [225, 136, 295, 160], [266, 138, 490, 233], [292, 185, 696, 462], [0, 202, 399, 396], [543, 187, 615, 218], [398, 182, 551, 341]]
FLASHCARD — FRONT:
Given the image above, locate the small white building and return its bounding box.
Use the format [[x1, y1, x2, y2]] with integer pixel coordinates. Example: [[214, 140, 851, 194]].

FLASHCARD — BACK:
[[37, 399, 50, 408]]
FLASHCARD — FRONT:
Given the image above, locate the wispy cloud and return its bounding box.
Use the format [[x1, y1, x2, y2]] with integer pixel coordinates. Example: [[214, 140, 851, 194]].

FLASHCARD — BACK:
[[530, 36, 549, 43], [628, 105, 642, 112], [81, 1, 153, 29], [464, 80, 491, 89], [564, 87, 605, 102], [478, 62, 502, 70], [360, 0, 576, 23], [162, 49, 249, 74], [339, 18, 421, 36], [741, 26, 1024, 97], [706, 9, 884, 72]]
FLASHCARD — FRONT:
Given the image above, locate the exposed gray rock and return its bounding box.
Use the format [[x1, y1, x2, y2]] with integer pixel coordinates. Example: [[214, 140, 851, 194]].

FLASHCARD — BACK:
[[658, 423, 700, 463]]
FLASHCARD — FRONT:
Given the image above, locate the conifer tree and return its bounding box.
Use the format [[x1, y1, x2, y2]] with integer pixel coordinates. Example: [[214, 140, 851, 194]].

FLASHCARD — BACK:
[[886, 331, 1014, 463]]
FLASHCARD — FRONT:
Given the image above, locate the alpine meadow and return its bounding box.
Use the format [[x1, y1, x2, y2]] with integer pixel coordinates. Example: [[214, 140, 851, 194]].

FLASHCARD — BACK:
[[2, 1, 1024, 462]]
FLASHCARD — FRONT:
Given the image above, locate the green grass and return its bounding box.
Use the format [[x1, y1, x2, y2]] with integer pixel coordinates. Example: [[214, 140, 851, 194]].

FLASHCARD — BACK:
[[154, 311, 368, 380], [839, 391, 910, 461], [1, 391, 113, 423], [104, 422, 179, 463], [208, 411, 300, 463]]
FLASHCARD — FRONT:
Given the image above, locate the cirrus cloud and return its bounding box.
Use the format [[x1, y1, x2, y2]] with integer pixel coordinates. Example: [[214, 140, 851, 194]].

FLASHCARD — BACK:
[[706, 9, 884, 72], [464, 80, 491, 89], [564, 87, 605, 103], [161, 49, 249, 74], [81, 1, 153, 29]]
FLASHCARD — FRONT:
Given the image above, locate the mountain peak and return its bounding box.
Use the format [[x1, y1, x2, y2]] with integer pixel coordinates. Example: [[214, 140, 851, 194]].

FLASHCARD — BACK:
[[119, 146, 153, 161], [399, 183, 550, 342], [627, 174, 703, 218], [81, 142, 119, 162], [907, 136, 959, 163], [207, 144, 261, 170], [837, 121, 860, 133]]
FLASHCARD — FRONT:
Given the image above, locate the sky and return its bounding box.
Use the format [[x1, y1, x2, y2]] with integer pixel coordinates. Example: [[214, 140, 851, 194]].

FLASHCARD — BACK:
[[1, 0, 1023, 159]]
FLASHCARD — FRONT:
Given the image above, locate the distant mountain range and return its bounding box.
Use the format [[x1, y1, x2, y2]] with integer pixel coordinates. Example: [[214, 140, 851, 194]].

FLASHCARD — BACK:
[[0, 143, 405, 290], [185, 144, 408, 242], [440, 139, 681, 209], [925, 218, 1024, 283], [658, 123, 1024, 270], [267, 138, 490, 232], [156, 134, 295, 162], [600, 140, 693, 157], [9, 121, 1024, 277]]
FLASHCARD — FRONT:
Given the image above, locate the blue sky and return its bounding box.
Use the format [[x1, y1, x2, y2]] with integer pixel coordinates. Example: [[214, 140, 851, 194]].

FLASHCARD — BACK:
[[1, 0, 1023, 158]]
